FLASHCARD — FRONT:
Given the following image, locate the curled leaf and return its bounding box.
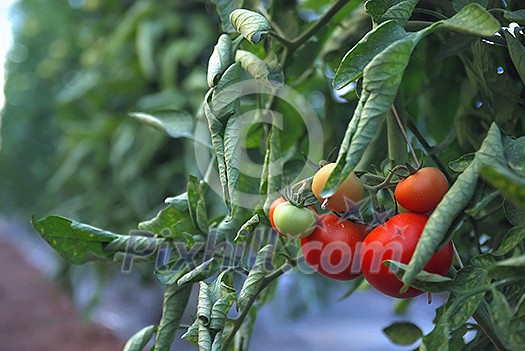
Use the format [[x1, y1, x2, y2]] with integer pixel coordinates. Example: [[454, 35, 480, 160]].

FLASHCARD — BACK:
[[237, 245, 274, 310], [229, 9, 270, 44], [235, 50, 270, 79], [208, 34, 233, 88]]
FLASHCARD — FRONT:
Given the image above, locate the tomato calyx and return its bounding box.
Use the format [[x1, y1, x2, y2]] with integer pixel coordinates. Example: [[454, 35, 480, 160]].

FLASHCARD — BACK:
[[279, 177, 318, 208]]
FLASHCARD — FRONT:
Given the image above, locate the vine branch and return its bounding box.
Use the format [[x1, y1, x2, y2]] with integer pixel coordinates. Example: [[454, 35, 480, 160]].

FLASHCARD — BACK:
[[289, 0, 350, 50], [223, 260, 297, 349]]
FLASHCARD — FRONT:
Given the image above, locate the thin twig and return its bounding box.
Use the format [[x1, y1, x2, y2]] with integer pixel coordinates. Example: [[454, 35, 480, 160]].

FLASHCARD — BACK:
[[452, 241, 464, 269], [405, 117, 452, 183], [391, 105, 419, 168], [289, 0, 350, 50]]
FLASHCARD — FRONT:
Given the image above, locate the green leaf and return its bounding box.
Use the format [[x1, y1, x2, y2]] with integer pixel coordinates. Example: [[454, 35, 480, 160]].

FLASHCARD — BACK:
[[323, 28, 435, 198], [445, 266, 490, 331], [503, 9, 525, 25], [402, 124, 504, 289], [129, 110, 196, 140], [235, 50, 270, 80], [208, 34, 233, 88], [492, 225, 525, 256], [204, 63, 242, 216], [264, 50, 284, 84], [464, 190, 500, 217], [234, 214, 260, 243], [155, 259, 192, 286], [503, 200, 525, 226], [481, 163, 525, 208], [333, 20, 407, 89], [489, 289, 525, 350], [181, 319, 199, 344], [138, 199, 196, 239], [197, 272, 236, 329], [237, 245, 273, 310], [223, 113, 242, 217], [365, 0, 419, 25], [212, 0, 244, 33], [504, 136, 525, 177], [177, 258, 220, 286], [153, 284, 192, 351], [187, 176, 209, 234], [198, 323, 212, 351], [210, 63, 242, 121], [198, 282, 213, 326], [452, 0, 487, 12], [442, 3, 500, 37], [208, 277, 236, 331], [420, 320, 449, 351], [504, 30, 525, 87], [31, 215, 120, 264], [229, 9, 270, 45], [211, 329, 224, 351], [194, 273, 236, 349], [123, 325, 156, 351], [384, 260, 453, 293], [448, 153, 475, 173], [488, 254, 525, 280], [383, 322, 423, 346], [261, 124, 282, 214]]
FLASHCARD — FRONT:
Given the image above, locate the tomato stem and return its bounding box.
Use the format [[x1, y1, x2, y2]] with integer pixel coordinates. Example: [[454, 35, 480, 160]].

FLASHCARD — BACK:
[[404, 115, 453, 183], [386, 108, 409, 167], [452, 241, 464, 269], [390, 105, 419, 168]]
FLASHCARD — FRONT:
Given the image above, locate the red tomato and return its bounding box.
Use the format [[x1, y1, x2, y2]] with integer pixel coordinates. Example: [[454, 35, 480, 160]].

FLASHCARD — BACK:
[[269, 197, 287, 234], [395, 167, 448, 213], [301, 213, 369, 280], [361, 212, 453, 298]]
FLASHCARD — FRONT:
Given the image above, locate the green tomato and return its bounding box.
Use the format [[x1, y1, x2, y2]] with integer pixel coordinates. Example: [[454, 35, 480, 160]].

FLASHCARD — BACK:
[[273, 202, 318, 239]]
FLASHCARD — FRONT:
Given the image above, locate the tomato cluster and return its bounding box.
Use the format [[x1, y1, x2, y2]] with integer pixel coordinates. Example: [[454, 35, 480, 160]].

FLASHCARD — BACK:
[[269, 164, 454, 299]]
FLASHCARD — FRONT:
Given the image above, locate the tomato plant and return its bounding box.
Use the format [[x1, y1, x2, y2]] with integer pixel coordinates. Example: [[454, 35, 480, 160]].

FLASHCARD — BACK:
[[395, 167, 449, 213], [9, 0, 524, 350], [301, 213, 368, 281], [361, 213, 453, 298]]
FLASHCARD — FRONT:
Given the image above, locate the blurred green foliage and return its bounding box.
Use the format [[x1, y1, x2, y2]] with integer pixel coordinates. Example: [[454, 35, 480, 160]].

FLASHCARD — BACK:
[[1, 0, 219, 230], [0, 0, 367, 231]]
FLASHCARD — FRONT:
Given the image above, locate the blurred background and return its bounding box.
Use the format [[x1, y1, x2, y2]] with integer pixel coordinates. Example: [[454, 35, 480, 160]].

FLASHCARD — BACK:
[[0, 1, 445, 350]]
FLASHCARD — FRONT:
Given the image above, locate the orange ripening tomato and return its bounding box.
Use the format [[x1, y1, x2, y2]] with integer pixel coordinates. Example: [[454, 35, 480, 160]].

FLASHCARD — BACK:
[[311, 163, 364, 213]]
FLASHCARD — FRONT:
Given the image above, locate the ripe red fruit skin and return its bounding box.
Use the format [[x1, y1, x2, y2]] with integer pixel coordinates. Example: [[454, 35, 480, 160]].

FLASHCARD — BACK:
[[300, 213, 368, 281], [395, 167, 449, 213], [269, 197, 287, 235], [361, 212, 453, 298]]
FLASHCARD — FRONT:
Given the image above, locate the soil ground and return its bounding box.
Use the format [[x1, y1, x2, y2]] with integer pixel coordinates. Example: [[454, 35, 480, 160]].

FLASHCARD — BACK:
[[0, 236, 124, 351]]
